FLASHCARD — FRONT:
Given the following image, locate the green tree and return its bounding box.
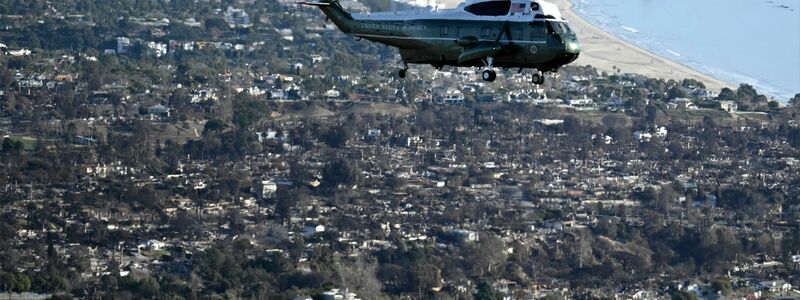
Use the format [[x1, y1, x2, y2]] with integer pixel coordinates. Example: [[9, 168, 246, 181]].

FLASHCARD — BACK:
[[672, 291, 698, 300], [790, 93, 800, 107], [711, 277, 732, 295], [123, 185, 160, 210], [681, 79, 705, 89], [0, 69, 12, 88], [321, 125, 353, 148], [168, 88, 192, 109], [410, 264, 442, 295], [204, 18, 229, 31], [736, 84, 759, 103], [322, 159, 363, 189], [7, 57, 27, 69], [753, 94, 768, 104], [1, 137, 22, 153], [562, 115, 583, 136], [630, 88, 648, 106], [717, 88, 736, 100], [474, 281, 502, 300], [13, 274, 31, 293], [667, 86, 688, 99], [67, 247, 92, 273], [274, 188, 296, 223], [385, 175, 407, 190], [0, 272, 17, 292], [203, 119, 226, 135], [645, 105, 668, 126], [232, 96, 268, 129]]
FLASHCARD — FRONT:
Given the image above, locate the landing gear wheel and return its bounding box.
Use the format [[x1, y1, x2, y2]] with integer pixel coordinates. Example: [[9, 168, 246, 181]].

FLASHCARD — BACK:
[[532, 73, 544, 85], [398, 69, 407, 79], [482, 70, 497, 82]]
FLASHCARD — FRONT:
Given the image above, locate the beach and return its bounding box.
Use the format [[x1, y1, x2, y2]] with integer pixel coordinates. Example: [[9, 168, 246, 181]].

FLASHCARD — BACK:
[[437, 0, 735, 92], [549, 0, 733, 92]]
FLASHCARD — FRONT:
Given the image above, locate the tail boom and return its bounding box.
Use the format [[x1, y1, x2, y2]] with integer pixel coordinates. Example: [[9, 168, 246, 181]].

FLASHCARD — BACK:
[[299, 0, 356, 33]]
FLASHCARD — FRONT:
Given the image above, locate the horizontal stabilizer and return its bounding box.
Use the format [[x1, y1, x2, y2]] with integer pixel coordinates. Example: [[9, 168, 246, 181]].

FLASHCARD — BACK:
[[298, 1, 332, 6]]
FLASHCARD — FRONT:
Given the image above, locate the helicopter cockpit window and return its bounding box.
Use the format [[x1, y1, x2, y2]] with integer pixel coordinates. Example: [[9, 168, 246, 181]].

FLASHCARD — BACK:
[[465, 1, 512, 16], [530, 1, 540, 10], [547, 21, 563, 34], [560, 23, 574, 34]]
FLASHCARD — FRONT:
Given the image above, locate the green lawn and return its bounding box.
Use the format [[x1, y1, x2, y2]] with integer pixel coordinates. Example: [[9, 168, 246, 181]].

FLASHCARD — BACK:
[[17, 136, 40, 151]]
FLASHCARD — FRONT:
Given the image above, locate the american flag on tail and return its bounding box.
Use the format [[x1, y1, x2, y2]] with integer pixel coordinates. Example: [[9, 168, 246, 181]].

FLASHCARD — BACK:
[[510, 2, 526, 13]]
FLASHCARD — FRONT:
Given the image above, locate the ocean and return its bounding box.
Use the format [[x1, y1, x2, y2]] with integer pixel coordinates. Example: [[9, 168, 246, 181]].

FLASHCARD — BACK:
[[571, 0, 800, 100]]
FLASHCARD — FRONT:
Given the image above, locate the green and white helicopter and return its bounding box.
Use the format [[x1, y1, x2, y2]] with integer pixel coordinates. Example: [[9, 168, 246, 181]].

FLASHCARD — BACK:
[[301, 0, 581, 84]]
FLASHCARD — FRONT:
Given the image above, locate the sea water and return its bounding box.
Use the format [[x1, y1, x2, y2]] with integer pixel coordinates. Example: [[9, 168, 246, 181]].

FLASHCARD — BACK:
[[572, 0, 800, 100]]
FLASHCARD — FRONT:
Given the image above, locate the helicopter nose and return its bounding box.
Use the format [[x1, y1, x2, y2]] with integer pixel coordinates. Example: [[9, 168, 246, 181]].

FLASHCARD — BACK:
[[565, 40, 581, 54]]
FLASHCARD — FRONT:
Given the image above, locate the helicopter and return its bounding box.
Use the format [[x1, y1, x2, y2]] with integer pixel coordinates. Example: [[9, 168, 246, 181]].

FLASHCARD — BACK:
[[301, 0, 581, 84]]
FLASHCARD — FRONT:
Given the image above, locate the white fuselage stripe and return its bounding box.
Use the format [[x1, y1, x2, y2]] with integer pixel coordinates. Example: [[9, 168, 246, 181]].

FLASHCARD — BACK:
[[352, 33, 548, 44], [353, 16, 569, 23]]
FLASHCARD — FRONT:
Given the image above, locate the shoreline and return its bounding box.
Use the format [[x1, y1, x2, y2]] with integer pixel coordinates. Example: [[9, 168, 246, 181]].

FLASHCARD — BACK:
[[434, 0, 736, 93], [551, 0, 734, 92]]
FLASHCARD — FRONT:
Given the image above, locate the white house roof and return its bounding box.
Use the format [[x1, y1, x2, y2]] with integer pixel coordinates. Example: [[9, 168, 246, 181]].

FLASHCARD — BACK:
[[353, 0, 564, 22]]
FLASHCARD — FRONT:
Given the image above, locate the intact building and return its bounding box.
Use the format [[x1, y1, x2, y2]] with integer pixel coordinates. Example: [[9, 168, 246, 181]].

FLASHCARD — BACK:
[[116, 37, 131, 54], [719, 100, 738, 113]]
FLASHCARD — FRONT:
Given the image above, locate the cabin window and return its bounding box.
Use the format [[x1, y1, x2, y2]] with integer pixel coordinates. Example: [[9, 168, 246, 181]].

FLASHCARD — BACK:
[[530, 22, 546, 38], [481, 27, 492, 37], [514, 29, 523, 40], [440, 26, 449, 36], [465, 0, 512, 16]]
